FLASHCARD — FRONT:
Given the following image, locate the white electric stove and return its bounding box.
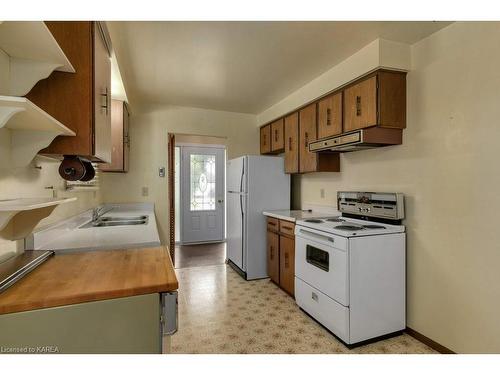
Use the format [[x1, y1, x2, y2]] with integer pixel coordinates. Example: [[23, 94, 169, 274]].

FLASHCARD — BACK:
[[294, 191, 406, 347]]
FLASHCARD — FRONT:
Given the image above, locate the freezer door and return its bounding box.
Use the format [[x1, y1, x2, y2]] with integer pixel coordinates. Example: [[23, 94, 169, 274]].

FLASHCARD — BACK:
[[227, 156, 246, 193], [226, 192, 245, 270]]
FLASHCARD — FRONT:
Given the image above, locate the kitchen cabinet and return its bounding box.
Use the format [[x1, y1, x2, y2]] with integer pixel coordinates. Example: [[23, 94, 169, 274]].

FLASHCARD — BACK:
[[270, 118, 284, 152], [260, 124, 271, 154], [101, 100, 130, 173], [299, 103, 340, 173], [266, 216, 296, 296], [284, 112, 299, 173], [343, 70, 406, 132], [318, 92, 342, 139], [279, 235, 295, 296], [267, 230, 279, 284], [26, 21, 112, 163]]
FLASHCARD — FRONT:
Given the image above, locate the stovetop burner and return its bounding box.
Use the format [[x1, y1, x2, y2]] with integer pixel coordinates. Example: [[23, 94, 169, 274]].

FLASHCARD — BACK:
[[362, 224, 386, 229], [326, 218, 345, 222], [334, 224, 365, 231], [304, 219, 324, 223]]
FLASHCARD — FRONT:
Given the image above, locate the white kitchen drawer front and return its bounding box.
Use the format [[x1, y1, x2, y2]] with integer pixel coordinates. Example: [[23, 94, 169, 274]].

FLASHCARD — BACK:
[[295, 277, 350, 343], [295, 228, 349, 306]]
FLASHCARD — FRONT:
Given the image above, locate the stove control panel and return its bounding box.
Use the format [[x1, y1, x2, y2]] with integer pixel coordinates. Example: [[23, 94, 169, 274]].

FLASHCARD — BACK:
[[337, 192, 404, 220]]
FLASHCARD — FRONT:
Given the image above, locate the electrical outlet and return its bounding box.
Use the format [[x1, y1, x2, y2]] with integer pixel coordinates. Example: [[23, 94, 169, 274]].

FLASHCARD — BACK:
[[320, 188, 325, 199], [159, 167, 165, 178], [142, 186, 149, 197]]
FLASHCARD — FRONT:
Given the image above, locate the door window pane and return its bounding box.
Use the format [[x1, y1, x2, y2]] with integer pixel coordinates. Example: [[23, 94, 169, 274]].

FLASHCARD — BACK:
[[190, 154, 216, 211]]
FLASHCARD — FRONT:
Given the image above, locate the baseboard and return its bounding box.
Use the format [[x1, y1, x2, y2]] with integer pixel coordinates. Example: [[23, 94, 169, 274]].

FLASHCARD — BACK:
[[405, 327, 455, 354]]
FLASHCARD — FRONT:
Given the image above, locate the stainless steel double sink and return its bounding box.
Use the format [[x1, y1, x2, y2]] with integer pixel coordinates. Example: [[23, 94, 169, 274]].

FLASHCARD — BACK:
[[80, 215, 149, 229]]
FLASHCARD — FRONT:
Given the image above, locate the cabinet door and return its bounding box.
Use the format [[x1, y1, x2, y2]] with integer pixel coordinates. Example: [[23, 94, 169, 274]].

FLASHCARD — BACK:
[[267, 231, 279, 284], [93, 22, 112, 163], [101, 100, 125, 172], [123, 103, 130, 172], [318, 92, 342, 139], [279, 235, 295, 296], [284, 112, 299, 174], [343, 76, 377, 132], [299, 103, 318, 173], [260, 124, 271, 154], [271, 118, 284, 152]]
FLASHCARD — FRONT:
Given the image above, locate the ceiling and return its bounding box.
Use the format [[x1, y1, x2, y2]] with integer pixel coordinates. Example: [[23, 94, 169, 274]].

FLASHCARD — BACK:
[[108, 21, 451, 114]]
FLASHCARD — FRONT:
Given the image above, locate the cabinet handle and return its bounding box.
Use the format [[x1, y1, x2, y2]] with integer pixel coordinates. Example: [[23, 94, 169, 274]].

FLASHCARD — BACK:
[[263, 134, 266, 145], [285, 252, 289, 268], [304, 132, 309, 149], [274, 129, 278, 142], [270, 246, 274, 260], [288, 137, 292, 151], [326, 108, 331, 125], [101, 87, 109, 115], [356, 96, 362, 116]]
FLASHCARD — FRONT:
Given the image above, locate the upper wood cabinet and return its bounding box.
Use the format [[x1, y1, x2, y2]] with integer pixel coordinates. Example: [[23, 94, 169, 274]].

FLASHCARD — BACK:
[[299, 103, 340, 173], [284, 112, 299, 174], [260, 124, 271, 154], [318, 92, 342, 139], [101, 100, 130, 173], [270, 118, 284, 152], [344, 71, 406, 132], [298, 103, 317, 173], [26, 21, 112, 163]]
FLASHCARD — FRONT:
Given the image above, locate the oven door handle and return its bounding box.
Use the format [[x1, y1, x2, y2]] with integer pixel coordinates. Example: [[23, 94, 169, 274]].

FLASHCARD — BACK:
[[298, 228, 335, 243]]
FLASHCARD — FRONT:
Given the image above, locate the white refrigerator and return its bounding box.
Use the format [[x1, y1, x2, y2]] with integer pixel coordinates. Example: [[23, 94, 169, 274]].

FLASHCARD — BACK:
[[226, 155, 290, 280]]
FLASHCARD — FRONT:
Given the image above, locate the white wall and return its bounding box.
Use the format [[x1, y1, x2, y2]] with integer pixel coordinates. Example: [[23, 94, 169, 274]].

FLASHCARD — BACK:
[[0, 155, 101, 261], [262, 22, 500, 353], [100, 105, 258, 244]]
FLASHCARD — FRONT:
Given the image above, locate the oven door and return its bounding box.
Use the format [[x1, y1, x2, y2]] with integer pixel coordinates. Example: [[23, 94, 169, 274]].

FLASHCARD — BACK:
[[295, 226, 349, 306]]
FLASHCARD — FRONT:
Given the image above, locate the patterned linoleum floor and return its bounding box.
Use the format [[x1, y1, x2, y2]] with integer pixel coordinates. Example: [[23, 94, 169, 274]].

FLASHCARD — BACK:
[[169, 264, 436, 354]]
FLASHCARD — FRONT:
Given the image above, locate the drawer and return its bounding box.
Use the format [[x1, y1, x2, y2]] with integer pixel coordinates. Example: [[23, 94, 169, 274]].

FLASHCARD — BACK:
[[279, 220, 295, 236], [295, 277, 350, 343], [267, 217, 279, 232]]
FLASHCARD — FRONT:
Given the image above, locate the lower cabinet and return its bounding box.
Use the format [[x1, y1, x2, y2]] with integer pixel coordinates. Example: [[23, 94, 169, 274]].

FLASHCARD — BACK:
[[266, 217, 295, 296]]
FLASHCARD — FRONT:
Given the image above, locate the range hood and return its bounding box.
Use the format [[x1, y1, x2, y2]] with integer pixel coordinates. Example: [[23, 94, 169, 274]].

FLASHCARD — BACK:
[[309, 127, 403, 153]]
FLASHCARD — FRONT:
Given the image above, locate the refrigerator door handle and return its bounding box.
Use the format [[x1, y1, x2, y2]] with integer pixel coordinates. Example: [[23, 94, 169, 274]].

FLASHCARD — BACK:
[[239, 160, 245, 193]]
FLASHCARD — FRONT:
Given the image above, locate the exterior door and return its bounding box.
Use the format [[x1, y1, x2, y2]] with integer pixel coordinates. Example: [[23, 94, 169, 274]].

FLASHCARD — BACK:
[[181, 146, 225, 244]]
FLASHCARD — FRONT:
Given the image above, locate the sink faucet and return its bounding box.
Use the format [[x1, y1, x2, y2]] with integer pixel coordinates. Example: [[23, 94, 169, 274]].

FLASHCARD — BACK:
[[92, 206, 112, 222]]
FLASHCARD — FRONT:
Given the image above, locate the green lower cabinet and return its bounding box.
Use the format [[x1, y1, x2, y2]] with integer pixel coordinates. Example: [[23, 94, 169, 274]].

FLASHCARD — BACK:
[[0, 293, 163, 354]]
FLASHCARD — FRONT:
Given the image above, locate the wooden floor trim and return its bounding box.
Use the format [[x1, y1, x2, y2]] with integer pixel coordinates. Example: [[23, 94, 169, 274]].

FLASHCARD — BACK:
[[406, 327, 455, 354]]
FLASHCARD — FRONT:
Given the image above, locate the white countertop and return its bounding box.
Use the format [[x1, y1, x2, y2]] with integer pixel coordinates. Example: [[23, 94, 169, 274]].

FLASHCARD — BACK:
[[262, 209, 339, 222], [27, 203, 161, 253]]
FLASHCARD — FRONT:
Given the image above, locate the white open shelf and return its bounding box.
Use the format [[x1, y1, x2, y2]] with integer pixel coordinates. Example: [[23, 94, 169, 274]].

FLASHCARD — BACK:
[[0, 197, 77, 240], [0, 96, 76, 168], [0, 21, 75, 96]]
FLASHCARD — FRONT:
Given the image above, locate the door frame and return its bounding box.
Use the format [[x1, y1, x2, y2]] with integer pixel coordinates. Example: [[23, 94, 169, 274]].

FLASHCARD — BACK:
[[177, 142, 226, 245]]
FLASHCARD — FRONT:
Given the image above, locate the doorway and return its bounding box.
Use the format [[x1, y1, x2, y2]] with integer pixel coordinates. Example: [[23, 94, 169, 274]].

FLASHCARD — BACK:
[[171, 134, 227, 268]]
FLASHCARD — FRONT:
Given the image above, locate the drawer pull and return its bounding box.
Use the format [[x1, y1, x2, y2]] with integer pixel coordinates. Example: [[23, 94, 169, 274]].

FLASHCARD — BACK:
[[268, 222, 276, 226], [311, 292, 318, 302], [282, 226, 293, 231]]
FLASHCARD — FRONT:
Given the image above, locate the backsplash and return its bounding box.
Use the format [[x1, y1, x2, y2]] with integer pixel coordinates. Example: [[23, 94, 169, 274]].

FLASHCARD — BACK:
[[0, 154, 102, 260]]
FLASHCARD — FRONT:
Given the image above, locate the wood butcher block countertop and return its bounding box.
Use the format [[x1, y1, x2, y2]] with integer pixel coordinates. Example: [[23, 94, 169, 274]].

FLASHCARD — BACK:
[[0, 246, 178, 315]]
